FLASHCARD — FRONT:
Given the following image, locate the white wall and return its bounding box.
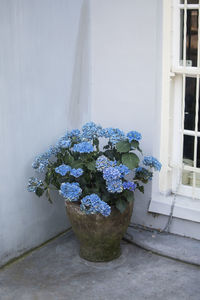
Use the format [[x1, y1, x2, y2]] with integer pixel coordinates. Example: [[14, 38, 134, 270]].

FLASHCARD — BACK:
[[90, 0, 162, 222], [0, 0, 90, 266]]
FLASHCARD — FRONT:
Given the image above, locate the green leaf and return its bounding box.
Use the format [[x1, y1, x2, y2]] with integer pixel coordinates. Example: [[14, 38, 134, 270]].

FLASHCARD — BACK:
[[35, 187, 44, 197], [103, 145, 110, 150], [64, 154, 74, 165], [116, 141, 131, 153], [131, 140, 142, 153], [87, 160, 96, 171], [124, 190, 134, 203], [138, 185, 144, 193], [131, 140, 139, 148], [122, 153, 139, 169], [116, 199, 128, 213], [104, 150, 115, 160], [71, 160, 83, 168]]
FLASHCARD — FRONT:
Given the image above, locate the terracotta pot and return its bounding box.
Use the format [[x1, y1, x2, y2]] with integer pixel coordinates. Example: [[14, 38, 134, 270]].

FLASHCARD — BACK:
[[66, 201, 133, 262]]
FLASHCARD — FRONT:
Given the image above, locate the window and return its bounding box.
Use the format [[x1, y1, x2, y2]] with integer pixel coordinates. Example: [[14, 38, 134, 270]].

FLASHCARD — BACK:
[[171, 0, 200, 198], [149, 0, 200, 223]]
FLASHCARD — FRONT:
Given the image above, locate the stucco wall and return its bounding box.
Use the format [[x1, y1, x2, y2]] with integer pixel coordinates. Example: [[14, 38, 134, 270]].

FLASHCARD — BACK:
[[90, 0, 164, 224], [0, 0, 90, 266]]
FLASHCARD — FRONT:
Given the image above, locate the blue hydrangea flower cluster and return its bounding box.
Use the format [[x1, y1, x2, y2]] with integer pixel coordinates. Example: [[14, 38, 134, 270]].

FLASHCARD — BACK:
[[104, 128, 125, 145], [72, 142, 94, 153], [106, 179, 123, 193], [102, 167, 123, 193], [27, 177, 43, 192], [32, 153, 50, 173], [80, 194, 111, 217], [59, 182, 82, 201], [115, 164, 130, 178], [70, 168, 83, 178], [123, 181, 136, 192], [70, 129, 81, 138], [55, 164, 71, 176], [57, 136, 71, 149], [96, 155, 117, 171], [143, 156, 162, 171], [136, 167, 153, 181], [82, 122, 104, 139], [103, 167, 121, 181], [47, 145, 60, 156], [127, 131, 142, 143]]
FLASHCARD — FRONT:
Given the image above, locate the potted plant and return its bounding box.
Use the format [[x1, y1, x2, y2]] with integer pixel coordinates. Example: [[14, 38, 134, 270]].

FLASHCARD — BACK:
[[27, 122, 161, 262]]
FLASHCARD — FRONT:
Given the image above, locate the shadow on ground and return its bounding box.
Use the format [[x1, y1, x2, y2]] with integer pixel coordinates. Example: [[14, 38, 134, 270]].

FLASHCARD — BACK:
[[0, 231, 200, 300]]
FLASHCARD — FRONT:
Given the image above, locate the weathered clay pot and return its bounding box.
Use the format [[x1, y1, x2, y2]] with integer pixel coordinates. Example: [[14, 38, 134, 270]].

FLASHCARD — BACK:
[[66, 201, 133, 262]]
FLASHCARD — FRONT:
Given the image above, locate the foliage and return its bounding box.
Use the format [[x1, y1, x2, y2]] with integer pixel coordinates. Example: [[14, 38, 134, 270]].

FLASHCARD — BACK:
[[27, 122, 161, 216]]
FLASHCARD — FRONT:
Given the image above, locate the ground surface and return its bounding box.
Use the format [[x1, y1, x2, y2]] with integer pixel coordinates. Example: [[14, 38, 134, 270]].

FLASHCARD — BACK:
[[0, 231, 200, 300], [126, 226, 200, 266]]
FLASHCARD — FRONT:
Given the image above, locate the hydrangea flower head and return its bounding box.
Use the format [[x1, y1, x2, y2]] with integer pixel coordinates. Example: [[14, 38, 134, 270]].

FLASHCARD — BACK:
[[82, 122, 104, 139], [143, 156, 162, 171], [80, 194, 111, 217], [32, 153, 49, 173], [55, 164, 71, 176], [103, 167, 121, 182], [72, 142, 94, 153], [70, 168, 83, 178], [123, 181, 136, 192], [70, 129, 81, 138], [127, 131, 142, 143], [57, 137, 71, 149], [96, 155, 117, 172], [106, 179, 123, 193], [27, 177, 43, 192], [104, 128, 125, 145], [59, 182, 82, 201], [47, 145, 60, 156], [116, 164, 130, 178]]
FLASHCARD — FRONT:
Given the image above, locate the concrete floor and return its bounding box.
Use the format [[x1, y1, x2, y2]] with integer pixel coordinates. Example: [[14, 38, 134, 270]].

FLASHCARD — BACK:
[[0, 231, 200, 300], [126, 226, 200, 266]]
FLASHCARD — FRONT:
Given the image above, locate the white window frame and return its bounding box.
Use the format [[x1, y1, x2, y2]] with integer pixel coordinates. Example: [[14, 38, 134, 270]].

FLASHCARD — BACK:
[[149, 0, 200, 223]]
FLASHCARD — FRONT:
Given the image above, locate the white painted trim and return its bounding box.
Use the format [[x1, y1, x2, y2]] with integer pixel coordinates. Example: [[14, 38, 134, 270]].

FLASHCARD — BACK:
[[149, 194, 200, 223], [159, 0, 173, 194]]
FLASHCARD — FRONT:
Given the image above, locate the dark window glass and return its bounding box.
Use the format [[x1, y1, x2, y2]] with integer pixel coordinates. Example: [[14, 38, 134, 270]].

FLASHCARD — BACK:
[[180, 1, 199, 4], [197, 138, 200, 167], [186, 10, 198, 66], [184, 77, 196, 130], [180, 10, 184, 63], [188, 0, 199, 4], [183, 135, 194, 166]]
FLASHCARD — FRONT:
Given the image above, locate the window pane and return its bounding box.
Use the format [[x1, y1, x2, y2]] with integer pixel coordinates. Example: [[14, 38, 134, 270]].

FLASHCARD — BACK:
[[183, 172, 200, 187], [180, 1, 199, 4], [180, 10, 184, 63], [183, 135, 194, 166], [187, 0, 199, 4], [186, 10, 198, 67], [182, 169, 192, 185], [197, 137, 200, 167], [184, 77, 196, 130]]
